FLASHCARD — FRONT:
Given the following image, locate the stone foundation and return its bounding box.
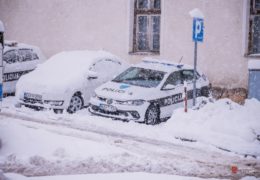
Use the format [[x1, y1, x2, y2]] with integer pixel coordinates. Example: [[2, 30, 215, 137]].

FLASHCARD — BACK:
[[211, 87, 248, 105]]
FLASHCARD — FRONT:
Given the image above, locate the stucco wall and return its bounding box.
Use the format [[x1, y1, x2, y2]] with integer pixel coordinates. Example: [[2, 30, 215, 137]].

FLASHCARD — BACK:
[[0, 0, 249, 88]]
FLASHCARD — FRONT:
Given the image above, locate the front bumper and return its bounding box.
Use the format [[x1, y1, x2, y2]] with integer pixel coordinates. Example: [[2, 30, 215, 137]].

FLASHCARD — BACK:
[[89, 97, 149, 122], [16, 91, 69, 110]]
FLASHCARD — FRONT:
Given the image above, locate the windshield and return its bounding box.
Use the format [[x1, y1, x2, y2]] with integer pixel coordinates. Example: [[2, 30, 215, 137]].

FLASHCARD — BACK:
[[112, 67, 166, 88]]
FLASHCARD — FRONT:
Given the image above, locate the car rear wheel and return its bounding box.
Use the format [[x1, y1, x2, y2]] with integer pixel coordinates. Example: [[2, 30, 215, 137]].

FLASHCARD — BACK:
[[201, 86, 210, 97], [67, 94, 83, 114], [145, 104, 160, 125]]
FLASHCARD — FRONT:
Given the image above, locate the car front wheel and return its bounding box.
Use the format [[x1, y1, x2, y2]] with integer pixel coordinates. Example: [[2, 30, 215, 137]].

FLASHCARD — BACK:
[[67, 94, 83, 113], [145, 104, 160, 125]]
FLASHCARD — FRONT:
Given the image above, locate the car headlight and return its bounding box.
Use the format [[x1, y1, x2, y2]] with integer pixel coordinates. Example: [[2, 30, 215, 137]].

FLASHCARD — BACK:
[[116, 100, 145, 106], [44, 100, 64, 106]]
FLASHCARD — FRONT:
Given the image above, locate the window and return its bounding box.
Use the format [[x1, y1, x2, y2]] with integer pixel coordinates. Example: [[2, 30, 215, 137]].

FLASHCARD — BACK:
[[133, 0, 161, 53], [112, 67, 165, 88], [163, 71, 183, 89], [249, 0, 260, 54], [181, 70, 200, 82], [162, 70, 200, 90], [3, 50, 18, 64], [3, 48, 39, 64]]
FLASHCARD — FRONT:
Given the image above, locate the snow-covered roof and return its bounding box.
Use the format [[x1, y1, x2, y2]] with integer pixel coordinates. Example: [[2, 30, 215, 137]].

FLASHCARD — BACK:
[[134, 58, 193, 73], [248, 59, 260, 70], [0, 20, 4, 32]]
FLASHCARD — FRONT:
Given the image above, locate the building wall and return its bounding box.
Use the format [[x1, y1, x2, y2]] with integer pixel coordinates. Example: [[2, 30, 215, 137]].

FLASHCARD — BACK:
[[0, 0, 249, 88]]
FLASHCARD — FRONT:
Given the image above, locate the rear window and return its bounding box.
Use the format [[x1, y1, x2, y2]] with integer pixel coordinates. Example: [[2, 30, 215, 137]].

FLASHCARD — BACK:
[[4, 48, 39, 64]]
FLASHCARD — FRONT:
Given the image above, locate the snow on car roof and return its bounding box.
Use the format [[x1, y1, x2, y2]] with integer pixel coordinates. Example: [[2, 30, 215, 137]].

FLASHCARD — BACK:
[[17, 50, 124, 90], [44, 50, 121, 70], [35, 50, 121, 81], [4, 40, 43, 54], [134, 58, 193, 73]]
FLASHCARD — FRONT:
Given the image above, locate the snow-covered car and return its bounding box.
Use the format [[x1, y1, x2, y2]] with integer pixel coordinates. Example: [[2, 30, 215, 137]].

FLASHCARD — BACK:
[[15, 50, 128, 113], [3, 41, 46, 94], [89, 59, 210, 124]]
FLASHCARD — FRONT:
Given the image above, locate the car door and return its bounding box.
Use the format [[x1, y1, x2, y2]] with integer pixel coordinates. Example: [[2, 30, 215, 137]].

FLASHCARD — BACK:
[[3, 49, 19, 93], [180, 69, 201, 104], [159, 71, 184, 119], [83, 58, 123, 105]]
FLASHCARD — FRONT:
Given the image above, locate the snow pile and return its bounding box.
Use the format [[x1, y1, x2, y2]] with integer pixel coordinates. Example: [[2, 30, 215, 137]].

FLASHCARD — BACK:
[[166, 98, 260, 156]]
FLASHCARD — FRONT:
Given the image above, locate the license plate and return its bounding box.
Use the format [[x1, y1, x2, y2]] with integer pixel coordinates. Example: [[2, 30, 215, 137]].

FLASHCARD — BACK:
[[24, 92, 42, 100], [99, 104, 117, 112]]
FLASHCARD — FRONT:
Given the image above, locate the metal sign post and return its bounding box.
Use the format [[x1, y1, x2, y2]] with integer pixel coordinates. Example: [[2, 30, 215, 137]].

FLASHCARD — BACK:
[[190, 9, 204, 107], [193, 41, 198, 106]]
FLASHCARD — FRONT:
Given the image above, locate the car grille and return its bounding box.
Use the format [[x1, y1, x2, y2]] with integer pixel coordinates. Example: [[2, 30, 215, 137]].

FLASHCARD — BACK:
[[23, 92, 43, 104], [91, 105, 140, 119], [91, 105, 122, 116], [23, 97, 43, 104]]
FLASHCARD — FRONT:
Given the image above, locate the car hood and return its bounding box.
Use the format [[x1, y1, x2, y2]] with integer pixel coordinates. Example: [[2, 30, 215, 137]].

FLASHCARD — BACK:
[[95, 81, 158, 101], [16, 68, 83, 94]]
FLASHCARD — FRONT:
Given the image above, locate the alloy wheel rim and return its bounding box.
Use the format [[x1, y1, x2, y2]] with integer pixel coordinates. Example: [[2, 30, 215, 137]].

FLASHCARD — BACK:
[[69, 96, 82, 113]]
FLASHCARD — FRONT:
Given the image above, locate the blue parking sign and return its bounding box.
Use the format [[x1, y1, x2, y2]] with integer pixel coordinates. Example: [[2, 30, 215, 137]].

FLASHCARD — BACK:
[[193, 18, 204, 42]]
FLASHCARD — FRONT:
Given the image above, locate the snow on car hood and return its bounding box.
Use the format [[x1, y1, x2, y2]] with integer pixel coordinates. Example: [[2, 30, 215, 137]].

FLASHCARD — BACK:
[[95, 81, 158, 101]]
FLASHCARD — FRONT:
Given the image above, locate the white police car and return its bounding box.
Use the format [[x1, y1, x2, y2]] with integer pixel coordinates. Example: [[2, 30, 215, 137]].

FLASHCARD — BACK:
[[3, 41, 46, 94], [89, 58, 210, 125]]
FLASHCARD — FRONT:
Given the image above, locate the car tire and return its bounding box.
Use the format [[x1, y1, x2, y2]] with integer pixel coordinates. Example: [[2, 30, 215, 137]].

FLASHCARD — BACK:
[[201, 86, 210, 97], [145, 104, 160, 125], [67, 94, 83, 114]]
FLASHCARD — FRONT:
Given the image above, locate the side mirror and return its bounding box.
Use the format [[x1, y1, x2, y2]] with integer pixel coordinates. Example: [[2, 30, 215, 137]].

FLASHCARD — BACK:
[[87, 71, 98, 80], [162, 84, 175, 90]]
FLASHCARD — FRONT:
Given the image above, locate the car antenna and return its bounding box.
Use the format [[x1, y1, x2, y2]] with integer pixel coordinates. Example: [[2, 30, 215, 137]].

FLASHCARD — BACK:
[[177, 56, 184, 68], [178, 56, 183, 64]]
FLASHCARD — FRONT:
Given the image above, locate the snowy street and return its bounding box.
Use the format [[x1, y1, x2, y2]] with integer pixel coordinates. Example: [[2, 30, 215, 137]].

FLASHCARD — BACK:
[[0, 97, 260, 179]]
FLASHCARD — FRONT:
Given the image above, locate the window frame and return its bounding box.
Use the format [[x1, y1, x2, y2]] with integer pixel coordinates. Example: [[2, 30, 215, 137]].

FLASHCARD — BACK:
[[132, 0, 161, 54]]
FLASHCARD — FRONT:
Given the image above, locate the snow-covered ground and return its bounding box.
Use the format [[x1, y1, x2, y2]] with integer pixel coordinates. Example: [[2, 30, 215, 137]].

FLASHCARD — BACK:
[[4, 172, 255, 180], [0, 97, 260, 179]]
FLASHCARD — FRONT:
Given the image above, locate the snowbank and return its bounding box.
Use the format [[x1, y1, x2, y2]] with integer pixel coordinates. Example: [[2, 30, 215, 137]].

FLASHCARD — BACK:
[[166, 98, 260, 156]]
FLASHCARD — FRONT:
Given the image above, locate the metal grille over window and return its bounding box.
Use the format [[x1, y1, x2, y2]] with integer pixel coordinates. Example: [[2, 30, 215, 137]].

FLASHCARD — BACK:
[[252, 16, 260, 53], [249, 0, 260, 54], [133, 0, 161, 53]]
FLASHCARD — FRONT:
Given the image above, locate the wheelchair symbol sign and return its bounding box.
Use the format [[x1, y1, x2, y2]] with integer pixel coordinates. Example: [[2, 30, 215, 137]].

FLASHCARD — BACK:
[[193, 18, 204, 42]]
